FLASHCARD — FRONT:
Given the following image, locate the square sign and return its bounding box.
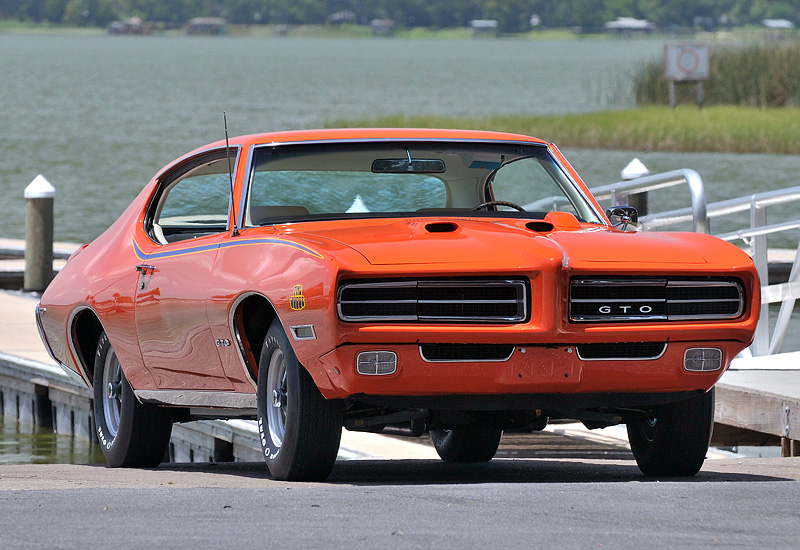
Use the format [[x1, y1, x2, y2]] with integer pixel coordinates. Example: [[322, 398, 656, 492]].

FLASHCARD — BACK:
[[665, 43, 709, 81]]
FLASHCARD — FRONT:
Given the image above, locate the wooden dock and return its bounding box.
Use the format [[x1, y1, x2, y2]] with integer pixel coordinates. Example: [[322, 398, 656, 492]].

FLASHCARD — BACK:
[[714, 354, 800, 457]]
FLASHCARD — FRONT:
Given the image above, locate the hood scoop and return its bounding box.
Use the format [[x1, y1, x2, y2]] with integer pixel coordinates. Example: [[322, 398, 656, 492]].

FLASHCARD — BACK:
[[425, 222, 458, 233], [526, 221, 555, 233]]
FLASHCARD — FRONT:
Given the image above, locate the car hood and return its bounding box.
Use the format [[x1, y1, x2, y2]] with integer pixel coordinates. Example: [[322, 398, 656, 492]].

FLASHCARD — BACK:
[[285, 218, 713, 267]]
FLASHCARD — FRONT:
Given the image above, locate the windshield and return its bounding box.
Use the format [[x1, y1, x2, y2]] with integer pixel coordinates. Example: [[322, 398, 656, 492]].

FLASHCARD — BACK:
[[245, 141, 602, 226]]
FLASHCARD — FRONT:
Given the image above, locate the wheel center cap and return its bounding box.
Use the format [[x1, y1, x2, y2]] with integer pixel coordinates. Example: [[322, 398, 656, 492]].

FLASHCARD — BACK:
[[272, 389, 286, 408]]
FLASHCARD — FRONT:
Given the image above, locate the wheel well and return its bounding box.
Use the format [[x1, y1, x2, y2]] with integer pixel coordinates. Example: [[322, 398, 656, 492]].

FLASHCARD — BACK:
[[233, 294, 278, 382], [71, 309, 103, 383]]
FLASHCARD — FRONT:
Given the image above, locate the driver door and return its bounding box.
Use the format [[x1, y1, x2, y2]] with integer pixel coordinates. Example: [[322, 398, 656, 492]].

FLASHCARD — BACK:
[[133, 150, 234, 391]]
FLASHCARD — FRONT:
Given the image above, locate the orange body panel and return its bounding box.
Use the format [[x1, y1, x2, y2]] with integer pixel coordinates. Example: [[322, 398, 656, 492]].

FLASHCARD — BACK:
[[37, 129, 760, 413]]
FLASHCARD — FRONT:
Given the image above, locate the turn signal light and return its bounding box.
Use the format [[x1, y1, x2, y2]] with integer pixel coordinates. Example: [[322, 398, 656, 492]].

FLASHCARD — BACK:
[[356, 351, 397, 375], [684, 348, 723, 372]]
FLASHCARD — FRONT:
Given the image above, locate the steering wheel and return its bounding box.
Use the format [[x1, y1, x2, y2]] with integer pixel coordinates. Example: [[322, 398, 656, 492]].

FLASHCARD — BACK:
[[473, 200, 526, 212]]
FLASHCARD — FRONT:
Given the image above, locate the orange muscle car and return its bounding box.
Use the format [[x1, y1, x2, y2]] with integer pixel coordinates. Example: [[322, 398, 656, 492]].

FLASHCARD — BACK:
[[36, 129, 759, 480]]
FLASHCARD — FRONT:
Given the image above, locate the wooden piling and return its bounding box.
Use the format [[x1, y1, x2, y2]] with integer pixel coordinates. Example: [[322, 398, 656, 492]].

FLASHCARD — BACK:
[[23, 175, 55, 292]]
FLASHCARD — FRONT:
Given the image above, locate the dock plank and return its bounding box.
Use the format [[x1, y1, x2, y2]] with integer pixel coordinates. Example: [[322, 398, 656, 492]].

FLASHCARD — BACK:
[[716, 369, 800, 455]]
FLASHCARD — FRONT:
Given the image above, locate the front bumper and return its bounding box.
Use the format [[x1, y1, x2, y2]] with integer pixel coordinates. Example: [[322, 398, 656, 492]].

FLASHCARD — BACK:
[[315, 339, 746, 403]]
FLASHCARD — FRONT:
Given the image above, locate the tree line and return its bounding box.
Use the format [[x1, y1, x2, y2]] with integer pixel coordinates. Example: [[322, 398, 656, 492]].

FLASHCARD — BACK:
[[2, 0, 800, 32]]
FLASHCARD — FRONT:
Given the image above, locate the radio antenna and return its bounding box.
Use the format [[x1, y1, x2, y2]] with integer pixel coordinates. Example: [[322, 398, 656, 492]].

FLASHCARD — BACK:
[[224, 112, 238, 236]]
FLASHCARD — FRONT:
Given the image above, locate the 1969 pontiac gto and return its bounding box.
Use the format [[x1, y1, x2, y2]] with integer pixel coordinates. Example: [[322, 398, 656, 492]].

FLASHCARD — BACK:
[[36, 129, 759, 480]]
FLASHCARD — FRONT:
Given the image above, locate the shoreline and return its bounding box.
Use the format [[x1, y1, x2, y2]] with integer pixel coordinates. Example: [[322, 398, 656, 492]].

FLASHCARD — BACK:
[[1, 21, 792, 42], [328, 106, 800, 155]]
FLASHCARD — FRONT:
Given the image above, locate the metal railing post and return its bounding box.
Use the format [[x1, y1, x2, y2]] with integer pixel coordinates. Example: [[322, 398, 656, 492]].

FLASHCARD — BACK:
[[750, 199, 770, 356]]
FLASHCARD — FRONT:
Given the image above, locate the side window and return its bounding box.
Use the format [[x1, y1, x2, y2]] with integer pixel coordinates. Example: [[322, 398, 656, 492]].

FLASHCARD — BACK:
[[151, 156, 231, 244], [490, 157, 577, 215]]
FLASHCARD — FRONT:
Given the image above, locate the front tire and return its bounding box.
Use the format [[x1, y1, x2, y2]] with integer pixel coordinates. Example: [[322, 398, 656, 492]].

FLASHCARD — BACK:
[[627, 388, 715, 477], [430, 428, 502, 462], [257, 319, 342, 481], [93, 331, 172, 467]]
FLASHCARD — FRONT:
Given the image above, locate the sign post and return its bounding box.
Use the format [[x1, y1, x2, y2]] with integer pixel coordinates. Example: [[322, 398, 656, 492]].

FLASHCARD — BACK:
[[664, 43, 709, 108]]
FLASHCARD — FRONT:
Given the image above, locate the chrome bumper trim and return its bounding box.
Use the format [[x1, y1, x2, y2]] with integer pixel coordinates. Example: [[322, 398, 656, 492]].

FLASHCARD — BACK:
[[134, 390, 257, 409], [34, 303, 86, 385]]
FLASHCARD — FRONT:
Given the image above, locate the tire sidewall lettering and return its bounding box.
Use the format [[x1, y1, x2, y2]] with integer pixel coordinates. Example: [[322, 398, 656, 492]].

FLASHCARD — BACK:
[[257, 341, 283, 464], [97, 425, 114, 450]]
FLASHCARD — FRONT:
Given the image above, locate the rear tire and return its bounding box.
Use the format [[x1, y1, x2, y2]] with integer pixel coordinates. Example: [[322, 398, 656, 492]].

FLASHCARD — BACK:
[[430, 428, 502, 462], [93, 331, 172, 467], [257, 319, 342, 481], [627, 388, 715, 477]]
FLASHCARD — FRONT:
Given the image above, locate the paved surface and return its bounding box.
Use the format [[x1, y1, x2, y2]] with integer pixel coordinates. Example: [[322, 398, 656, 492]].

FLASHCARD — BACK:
[[1, 459, 799, 549], [1, 456, 799, 490]]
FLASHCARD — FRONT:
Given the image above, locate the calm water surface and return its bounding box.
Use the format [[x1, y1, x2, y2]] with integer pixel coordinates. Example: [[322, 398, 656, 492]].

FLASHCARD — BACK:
[[0, 415, 105, 465], [3, 34, 798, 244], [1, 34, 663, 242]]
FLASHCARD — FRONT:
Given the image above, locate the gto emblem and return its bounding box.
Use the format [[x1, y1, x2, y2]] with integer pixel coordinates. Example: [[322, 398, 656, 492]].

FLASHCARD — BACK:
[[290, 284, 306, 310], [216, 339, 231, 347], [599, 305, 653, 314]]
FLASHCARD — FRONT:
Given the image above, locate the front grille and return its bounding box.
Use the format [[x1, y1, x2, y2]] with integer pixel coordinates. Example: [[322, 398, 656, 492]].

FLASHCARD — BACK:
[[420, 344, 516, 362], [337, 278, 528, 323], [570, 277, 744, 322], [576, 342, 667, 360]]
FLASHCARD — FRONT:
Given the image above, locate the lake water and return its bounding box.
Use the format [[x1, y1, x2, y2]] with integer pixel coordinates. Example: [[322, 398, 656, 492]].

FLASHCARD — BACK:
[[3, 34, 799, 244], [1, 33, 796, 463], [0, 415, 105, 465]]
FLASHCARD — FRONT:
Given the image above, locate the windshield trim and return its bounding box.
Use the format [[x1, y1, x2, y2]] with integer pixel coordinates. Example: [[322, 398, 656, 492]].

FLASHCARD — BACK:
[[241, 140, 603, 229]]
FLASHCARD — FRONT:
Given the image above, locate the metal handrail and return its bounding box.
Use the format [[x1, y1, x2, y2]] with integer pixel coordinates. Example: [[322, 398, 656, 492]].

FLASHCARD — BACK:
[[593, 173, 800, 357], [590, 169, 707, 233]]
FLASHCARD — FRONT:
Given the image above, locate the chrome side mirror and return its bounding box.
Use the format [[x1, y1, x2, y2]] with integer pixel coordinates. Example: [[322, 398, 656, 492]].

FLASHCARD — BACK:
[[606, 206, 638, 232]]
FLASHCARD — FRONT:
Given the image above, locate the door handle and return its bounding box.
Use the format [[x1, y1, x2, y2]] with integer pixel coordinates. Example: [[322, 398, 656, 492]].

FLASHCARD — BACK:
[[135, 265, 156, 289]]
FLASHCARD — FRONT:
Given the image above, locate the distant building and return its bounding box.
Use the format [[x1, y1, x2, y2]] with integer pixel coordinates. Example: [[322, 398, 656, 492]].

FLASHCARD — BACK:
[[469, 20, 499, 35], [184, 17, 226, 35], [763, 19, 794, 30], [329, 10, 357, 25], [370, 19, 395, 36], [604, 17, 654, 34], [108, 17, 151, 35]]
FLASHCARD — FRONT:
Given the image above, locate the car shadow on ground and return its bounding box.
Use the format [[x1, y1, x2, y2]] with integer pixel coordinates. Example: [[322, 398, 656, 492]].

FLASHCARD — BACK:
[[147, 457, 798, 485]]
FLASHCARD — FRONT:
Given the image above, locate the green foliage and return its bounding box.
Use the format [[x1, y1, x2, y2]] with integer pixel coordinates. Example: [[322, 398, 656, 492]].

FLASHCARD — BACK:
[[2, 1, 800, 30], [328, 106, 800, 154], [635, 42, 800, 107]]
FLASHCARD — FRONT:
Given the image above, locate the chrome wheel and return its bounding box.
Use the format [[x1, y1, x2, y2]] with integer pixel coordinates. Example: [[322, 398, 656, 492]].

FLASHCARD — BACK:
[[266, 348, 288, 448], [256, 319, 343, 481], [92, 330, 172, 467], [101, 347, 123, 439]]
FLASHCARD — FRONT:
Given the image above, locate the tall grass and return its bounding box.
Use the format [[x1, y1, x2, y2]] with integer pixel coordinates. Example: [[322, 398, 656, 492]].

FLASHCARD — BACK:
[[635, 41, 800, 107], [327, 106, 800, 154]]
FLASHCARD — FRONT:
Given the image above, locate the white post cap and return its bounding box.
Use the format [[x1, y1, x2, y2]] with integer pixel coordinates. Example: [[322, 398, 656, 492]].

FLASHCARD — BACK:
[[621, 158, 650, 181], [24, 174, 56, 199]]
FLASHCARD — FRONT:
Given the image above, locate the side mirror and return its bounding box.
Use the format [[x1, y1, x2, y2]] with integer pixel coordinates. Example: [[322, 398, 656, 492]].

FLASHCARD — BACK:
[[606, 206, 638, 232]]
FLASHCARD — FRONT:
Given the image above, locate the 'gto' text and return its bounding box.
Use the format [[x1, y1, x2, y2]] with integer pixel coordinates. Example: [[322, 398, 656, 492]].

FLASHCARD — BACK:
[[599, 305, 653, 314]]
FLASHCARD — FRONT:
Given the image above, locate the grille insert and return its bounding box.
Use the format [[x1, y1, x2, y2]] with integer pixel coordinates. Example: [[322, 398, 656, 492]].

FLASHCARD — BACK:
[[576, 342, 667, 361], [338, 278, 528, 323], [420, 344, 516, 362], [569, 277, 744, 322]]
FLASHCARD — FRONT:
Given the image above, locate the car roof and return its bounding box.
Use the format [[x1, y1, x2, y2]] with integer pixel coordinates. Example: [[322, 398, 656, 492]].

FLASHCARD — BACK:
[[202, 128, 550, 150]]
